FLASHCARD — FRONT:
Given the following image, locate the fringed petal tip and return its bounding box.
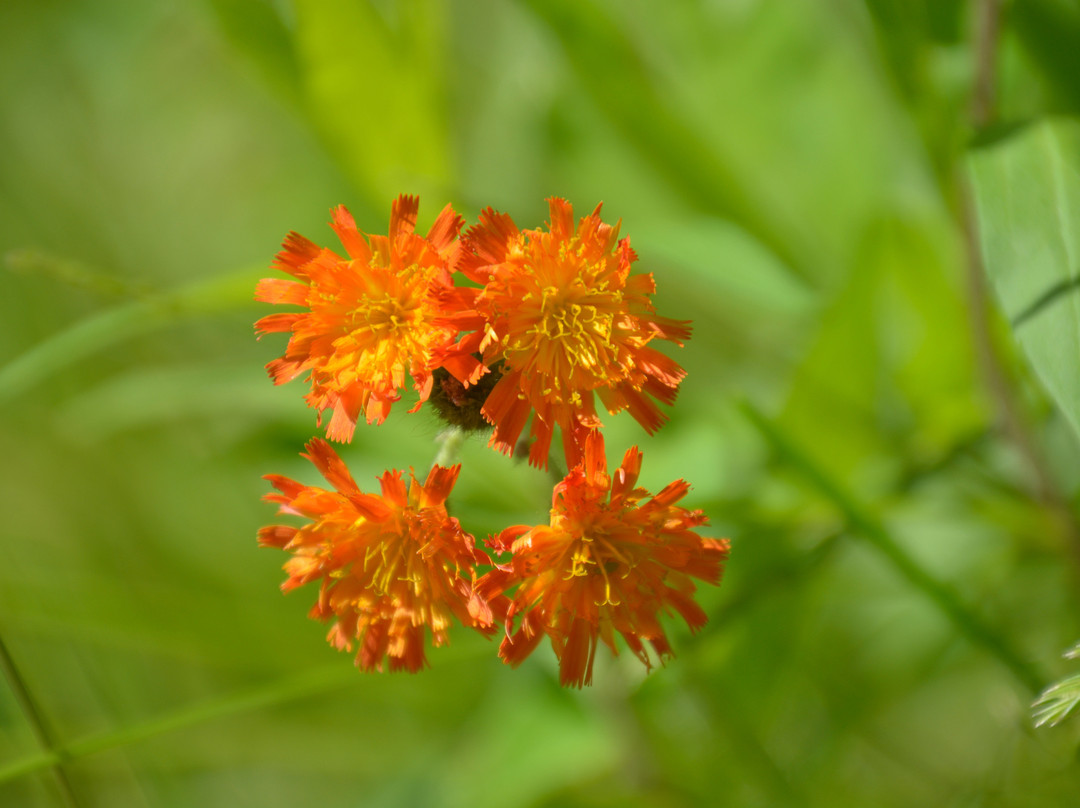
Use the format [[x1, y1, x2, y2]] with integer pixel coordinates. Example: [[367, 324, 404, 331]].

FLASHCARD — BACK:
[[256, 525, 297, 549], [272, 231, 321, 278], [258, 437, 499, 677], [390, 194, 421, 241], [257, 195, 469, 435], [460, 196, 689, 472], [489, 426, 722, 687]]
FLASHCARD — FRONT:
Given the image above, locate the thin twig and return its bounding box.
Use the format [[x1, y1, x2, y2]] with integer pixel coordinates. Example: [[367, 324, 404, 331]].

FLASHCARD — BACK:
[[0, 633, 83, 807], [971, 0, 1002, 128]]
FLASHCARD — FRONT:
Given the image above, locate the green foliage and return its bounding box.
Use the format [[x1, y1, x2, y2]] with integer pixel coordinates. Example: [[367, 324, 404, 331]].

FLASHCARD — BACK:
[[970, 119, 1080, 442], [2, 1, 1080, 806], [1033, 642, 1080, 727], [292, 0, 453, 203]]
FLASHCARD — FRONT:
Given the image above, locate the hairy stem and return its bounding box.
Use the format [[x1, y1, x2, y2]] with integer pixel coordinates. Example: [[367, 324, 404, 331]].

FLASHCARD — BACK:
[[431, 426, 465, 469]]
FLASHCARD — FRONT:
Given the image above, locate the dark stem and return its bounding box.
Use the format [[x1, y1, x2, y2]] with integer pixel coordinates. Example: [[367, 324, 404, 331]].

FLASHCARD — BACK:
[[0, 633, 83, 807], [971, 0, 1002, 128]]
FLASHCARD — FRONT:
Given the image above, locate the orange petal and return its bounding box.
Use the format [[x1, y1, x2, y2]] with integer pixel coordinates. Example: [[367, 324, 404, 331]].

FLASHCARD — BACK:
[[558, 616, 597, 688], [254, 312, 303, 337], [463, 208, 520, 271], [273, 231, 322, 278], [389, 195, 420, 242], [499, 611, 547, 668], [610, 446, 643, 504], [255, 278, 309, 305], [422, 463, 461, 506], [330, 205, 373, 263], [546, 197, 575, 241], [303, 438, 359, 494], [425, 203, 464, 252], [257, 525, 297, 549]]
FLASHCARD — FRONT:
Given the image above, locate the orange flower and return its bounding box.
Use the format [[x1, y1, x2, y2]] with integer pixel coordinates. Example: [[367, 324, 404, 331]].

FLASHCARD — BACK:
[[479, 432, 729, 687], [255, 195, 484, 442], [459, 198, 691, 468], [258, 439, 498, 672]]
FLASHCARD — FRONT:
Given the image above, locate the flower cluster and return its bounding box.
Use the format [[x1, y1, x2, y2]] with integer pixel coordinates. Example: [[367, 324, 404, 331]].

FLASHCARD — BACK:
[[256, 195, 728, 686]]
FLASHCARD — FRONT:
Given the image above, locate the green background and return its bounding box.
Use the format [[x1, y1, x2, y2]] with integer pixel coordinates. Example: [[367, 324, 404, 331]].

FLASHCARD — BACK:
[[3, 0, 1080, 805]]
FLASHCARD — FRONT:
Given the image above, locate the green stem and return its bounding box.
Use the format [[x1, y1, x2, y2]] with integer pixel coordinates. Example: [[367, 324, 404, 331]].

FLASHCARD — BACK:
[[431, 427, 465, 469], [0, 634, 82, 806], [740, 400, 1045, 693]]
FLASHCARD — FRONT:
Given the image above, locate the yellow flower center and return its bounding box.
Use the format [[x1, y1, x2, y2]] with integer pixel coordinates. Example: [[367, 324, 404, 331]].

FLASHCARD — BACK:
[[507, 281, 622, 395], [320, 263, 440, 388], [346, 262, 428, 338], [351, 513, 453, 629], [347, 290, 424, 339], [559, 530, 632, 607]]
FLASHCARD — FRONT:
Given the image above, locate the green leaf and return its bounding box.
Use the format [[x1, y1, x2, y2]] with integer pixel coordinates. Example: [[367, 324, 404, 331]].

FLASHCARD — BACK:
[[205, 0, 303, 105], [969, 118, 1080, 442], [1033, 638, 1080, 730], [0, 267, 260, 406], [741, 400, 1044, 695], [778, 212, 983, 489], [519, 0, 811, 284], [1034, 669, 1080, 727], [0, 665, 358, 784], [1011, 0, 1080, 115], [290, 0, 452, 201]]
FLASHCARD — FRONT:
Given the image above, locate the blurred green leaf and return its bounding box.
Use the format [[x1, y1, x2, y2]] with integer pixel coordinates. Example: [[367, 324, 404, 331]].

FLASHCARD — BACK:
[[205, 0, 302, 105], [778, 212, 982, 489], [635, 215, 814, 316], [0, 664, 357, 785], [291, 0, 452, 201], [4, 1, 1080, 805], [859, 0, 968, 183], [969, 118, 1080, 442], [520, 0, 811, 284], [742, 400, 1044, 693], [0, 268, 259, 406], [863, 0, 964, 48], [1011, 0, 1080, 114]]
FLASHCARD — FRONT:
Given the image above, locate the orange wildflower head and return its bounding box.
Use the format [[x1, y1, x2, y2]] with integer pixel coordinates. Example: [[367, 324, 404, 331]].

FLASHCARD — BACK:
[[255, 195, 485, 442], [460, 198, 691, 469], [258, 439, 498, 672], [479, 432, 729, 687]]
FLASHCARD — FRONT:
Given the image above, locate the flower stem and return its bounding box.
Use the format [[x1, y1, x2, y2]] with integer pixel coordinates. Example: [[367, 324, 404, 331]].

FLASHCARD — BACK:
[[432, 426, 465, 468]]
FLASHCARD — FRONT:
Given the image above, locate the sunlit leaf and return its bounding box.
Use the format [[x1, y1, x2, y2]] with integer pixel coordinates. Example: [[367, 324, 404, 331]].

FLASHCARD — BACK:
[[778, 212, 982, 489], [291, 0, 452, 201], [969, 118, 1080, 441]]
